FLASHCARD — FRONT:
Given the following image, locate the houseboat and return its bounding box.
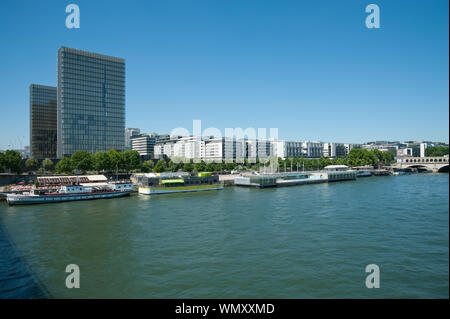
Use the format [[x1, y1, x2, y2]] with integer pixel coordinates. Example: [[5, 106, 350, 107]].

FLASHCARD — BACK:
[[6, 182, 133, 205], [137, 172, 223, 195]]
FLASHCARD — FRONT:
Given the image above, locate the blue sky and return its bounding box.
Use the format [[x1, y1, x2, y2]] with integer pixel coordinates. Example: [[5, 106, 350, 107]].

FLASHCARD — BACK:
[[0, 0, 448, 149]]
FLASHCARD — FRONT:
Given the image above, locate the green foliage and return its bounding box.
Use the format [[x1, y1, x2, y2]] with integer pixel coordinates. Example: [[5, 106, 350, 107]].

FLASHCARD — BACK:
[[55, 157, 72, 174], [425, 146, 449, 157], [167, 160, 177, 172], [34, 179, 39, 187], [25, 157, 39, 171], [42, 158, 54, 171], [154, 158, 166, 173], [0, 152, 4, 171], [205, 162, 216, 172], [183, 160, 194, 173], [1, 150, 23, 174], [141, 160, 153, 173], [122, 150, 141, 172], [107, 150, 122, 172], [347, 148, 377, 166], [93, 152, 111, 172], [70, 151, 93, 172], [194, 160, 206, 172]]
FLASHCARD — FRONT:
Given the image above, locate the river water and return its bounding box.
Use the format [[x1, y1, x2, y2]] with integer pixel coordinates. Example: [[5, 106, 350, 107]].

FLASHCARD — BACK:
[[0, 174, 448, 298]]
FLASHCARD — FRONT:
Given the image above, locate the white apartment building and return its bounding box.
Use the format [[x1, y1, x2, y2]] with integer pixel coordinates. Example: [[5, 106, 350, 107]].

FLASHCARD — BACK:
[[204, 138, 224, 161], [301, 141, 323, 158], [173, 136, 205, 159], [204, 137, 247, 162], [272, 140, 303, 159]]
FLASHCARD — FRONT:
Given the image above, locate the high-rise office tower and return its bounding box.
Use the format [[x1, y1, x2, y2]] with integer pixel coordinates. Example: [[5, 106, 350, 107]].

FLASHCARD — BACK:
[[57, 47, 125, 158], [29, 84, 57, 159]]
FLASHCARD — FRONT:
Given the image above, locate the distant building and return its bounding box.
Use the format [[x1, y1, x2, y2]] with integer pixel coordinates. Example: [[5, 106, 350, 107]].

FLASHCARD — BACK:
[[203, 137, 247, 162], [30, 84, 57, 159], [301, 141, 323, 158], [420, 142, 428, 157], [344, 143, 362, 156], [363, 143, 399, 156], [272, 140, 302, 159], [57, 47, 125, 158], [131, 135, 156, 157], [125, 128, 140, 150], [323, 142, 346, 158]]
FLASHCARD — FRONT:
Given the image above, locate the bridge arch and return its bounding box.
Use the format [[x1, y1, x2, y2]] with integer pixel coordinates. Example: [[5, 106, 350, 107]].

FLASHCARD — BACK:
[[438, 165, 449, 173]]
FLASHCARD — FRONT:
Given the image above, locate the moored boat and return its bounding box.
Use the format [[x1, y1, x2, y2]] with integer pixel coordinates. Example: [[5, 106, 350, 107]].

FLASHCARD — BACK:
[[356, 170, 373, 177], [137, 172, 223, 195], [6, 182, 133, 205]]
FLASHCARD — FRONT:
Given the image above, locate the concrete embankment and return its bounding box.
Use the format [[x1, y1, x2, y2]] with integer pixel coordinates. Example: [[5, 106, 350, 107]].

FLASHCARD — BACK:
[[219, 174, 238, 186]]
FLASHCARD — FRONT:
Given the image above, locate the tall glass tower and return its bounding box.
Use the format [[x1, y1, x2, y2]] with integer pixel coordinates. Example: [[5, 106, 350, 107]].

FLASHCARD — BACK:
[[57, 47, 125, 158], [30, 84, 57, 159]]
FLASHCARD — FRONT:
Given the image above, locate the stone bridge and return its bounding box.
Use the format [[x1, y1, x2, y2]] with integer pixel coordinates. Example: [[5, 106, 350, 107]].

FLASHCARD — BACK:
[[393, 156, 449, 172]]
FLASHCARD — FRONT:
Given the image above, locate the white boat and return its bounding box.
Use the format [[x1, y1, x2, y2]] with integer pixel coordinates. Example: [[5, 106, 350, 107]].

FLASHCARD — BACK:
[[6, 182, 133, 205], [356, 170, 373, 177]]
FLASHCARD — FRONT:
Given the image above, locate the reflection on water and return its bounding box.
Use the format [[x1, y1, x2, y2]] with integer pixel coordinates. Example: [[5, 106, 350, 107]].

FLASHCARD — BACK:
[[0, 174, 448, 298]]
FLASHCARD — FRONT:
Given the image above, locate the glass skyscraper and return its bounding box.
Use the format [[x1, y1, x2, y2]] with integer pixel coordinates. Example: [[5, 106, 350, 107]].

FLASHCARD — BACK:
[[57, 47, 125, 158], [29, 84, 57, 159]]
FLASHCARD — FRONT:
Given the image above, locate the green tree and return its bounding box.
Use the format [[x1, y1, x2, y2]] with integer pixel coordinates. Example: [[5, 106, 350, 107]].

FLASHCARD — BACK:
[[167, 160, 177, 172], [153, 158, 166, 173], [194, 160, 206, 172], [70, 151, 93, 173], [122, 150, 141, 172], [425, 146, 449, 157], [42, 158, 54, 171], [107, 150, 121, 172], [347, 148, 377, 166], [93, 152, 111, 172], [183, 159, 194, 172], [55, 157, 72, 174], [141, 160, 154, 173], [0, 152, 5, 172], [25, 157, 39, 171], [319, 157, 332, 169], [205, 162, 216, 172], [3, 150, 23, 174], [381, 151, 395, 164]]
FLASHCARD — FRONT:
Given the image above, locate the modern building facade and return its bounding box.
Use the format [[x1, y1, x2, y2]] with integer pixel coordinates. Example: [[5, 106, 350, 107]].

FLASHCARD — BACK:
[[30, 84, 57, 159], [301, 141, 323, 158], [131, 135, 156, 157], [273, 140, 303, 159], [125, 128, 140, 150], [57, 47, 125, 158], [323, 142, 346, 158]]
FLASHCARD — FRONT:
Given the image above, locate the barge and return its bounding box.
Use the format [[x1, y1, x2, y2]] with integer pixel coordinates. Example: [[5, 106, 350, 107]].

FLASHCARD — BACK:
[[6, 182, 133, 205], [136, 172, 223, 195]]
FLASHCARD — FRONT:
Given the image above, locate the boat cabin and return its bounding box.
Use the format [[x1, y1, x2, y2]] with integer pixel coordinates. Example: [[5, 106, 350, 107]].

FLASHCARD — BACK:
[[59, 185, 92, 194]]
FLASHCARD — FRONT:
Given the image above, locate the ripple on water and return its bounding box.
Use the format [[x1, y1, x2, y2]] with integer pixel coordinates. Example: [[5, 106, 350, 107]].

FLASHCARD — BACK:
[[0, 174, 448, 298]]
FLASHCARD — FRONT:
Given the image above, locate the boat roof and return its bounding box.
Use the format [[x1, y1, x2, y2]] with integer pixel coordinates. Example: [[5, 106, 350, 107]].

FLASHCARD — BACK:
[[324, 165, 349, 169]]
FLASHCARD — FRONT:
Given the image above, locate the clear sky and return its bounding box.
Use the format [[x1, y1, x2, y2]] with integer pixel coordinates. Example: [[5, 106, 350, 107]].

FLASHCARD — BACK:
[[0, 0, 448, 149]]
